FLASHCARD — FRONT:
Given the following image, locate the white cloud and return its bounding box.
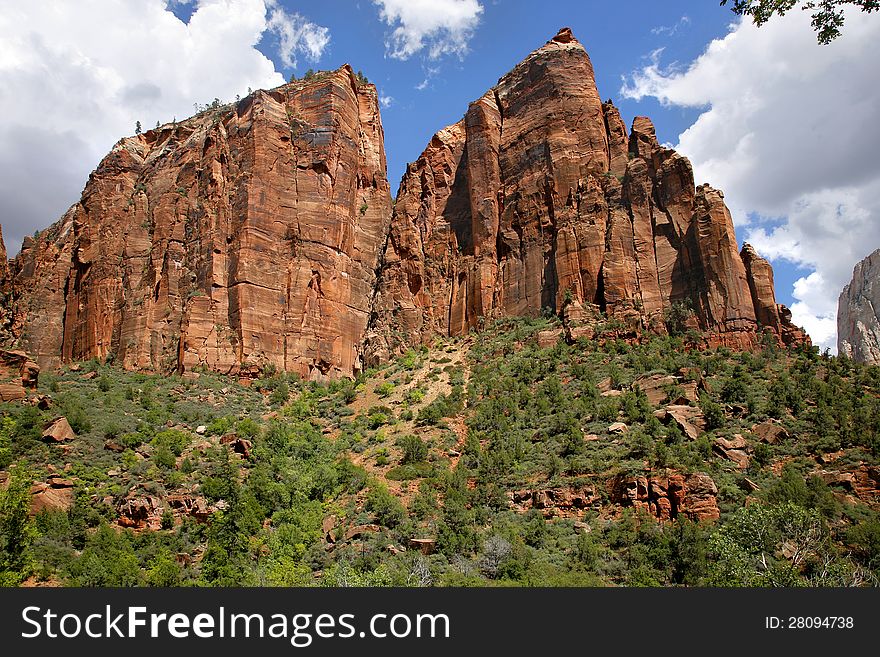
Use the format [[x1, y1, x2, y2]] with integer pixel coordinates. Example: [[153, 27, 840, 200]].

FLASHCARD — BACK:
[[378, 92, 394, 108], [620, 10, 880, 352], [651, 15, 691, 37], [414, 65, 441, 91], [373, 0, 483, 60], [0, 0, 328, 255], [265, 1, 330, 68]]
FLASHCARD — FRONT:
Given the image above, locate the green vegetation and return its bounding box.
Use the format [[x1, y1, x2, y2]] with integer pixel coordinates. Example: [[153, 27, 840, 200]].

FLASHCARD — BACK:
[[721, 0, 879, 44], [2, 318, 880, 587]]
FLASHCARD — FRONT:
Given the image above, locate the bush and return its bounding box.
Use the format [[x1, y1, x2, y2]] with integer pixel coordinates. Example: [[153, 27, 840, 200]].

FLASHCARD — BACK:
[[700, 395, 725, 430], [154, 445, 176, 470], [664, 300, 694, 336], [236, 418, 260, 439], [269, 381, 290, 406], [152, 429, 190, 456], [366, 484, 405, 528], [398, 434, 428, 464], [0, 466, 35, 586], [206, 416, 235, 436], [59, 395, 92, 434]]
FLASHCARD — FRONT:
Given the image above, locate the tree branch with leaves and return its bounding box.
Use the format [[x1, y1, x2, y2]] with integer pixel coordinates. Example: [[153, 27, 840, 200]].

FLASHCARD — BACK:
[[721, 0, 879, 43]]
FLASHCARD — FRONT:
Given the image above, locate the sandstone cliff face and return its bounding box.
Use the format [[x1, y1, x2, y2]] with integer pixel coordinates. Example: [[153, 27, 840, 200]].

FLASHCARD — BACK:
[[365, 28, 806, 362], [838, 249, 880, 363], [0, 28, 806, 377], [3, 67, 392, 379]]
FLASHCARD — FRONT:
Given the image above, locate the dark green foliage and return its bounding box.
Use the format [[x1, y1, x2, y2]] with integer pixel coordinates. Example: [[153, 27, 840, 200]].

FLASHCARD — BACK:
[[664, 300, 694, 336], [0, 467, 34, 586], [765, 463, 841, 520], [721, 0, 879, 44], [700, 395, 725, 430], [398, 434, 428, 464], [4, 317, 880, 588], [269, 380, 290, 406], [366, 483, 405, 528], [66, 523, 142, 586]]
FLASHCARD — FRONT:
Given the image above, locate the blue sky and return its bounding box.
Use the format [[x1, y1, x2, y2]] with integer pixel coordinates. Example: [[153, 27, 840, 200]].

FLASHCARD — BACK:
[[169, 1, 738, 197], [180, 0, 802, 308], [4, 1, 879, 350]]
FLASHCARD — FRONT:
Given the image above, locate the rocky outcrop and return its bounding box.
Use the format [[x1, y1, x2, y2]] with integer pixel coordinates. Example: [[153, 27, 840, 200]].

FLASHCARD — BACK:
[[741, 243, 807, 346], [838, 248, 880, 363], [2, 67, 392, 380], [0, 349, 39, 401], [610, 470, 720, 522], [118, 494, 163, 530], [30, 476, 75, 515], [510, 485, 600, 518], [0, 28, 806, 378], [365, 28, 807, 362]]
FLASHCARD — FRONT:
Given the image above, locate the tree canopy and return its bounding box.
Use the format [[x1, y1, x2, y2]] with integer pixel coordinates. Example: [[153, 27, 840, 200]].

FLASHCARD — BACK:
[[721, 0, 879, 43]]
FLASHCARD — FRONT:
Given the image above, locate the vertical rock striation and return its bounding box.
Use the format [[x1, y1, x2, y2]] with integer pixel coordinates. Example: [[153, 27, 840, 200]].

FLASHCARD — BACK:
[[365, 28, 806, 362], [0, 28, 807, 377], [2, 67, 392, 379], [839, 249, 880, 363]]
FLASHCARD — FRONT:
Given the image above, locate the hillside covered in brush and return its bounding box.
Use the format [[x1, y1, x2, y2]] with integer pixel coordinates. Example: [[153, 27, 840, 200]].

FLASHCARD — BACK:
[[2, 320, 879, 587]]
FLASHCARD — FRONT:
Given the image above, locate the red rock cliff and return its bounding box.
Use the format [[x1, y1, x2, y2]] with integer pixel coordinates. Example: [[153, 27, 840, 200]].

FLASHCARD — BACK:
[[364, 28, 806, 362], [0, 29, 806, 377], [3, 66, 392, 379]]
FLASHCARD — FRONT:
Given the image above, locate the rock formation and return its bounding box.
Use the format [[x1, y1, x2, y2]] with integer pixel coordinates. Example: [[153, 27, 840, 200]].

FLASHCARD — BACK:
[[364, 28, 806, 362], [0, 67, 392, 380], [838, 248, 880, 363], [0, 28, 807, 379], [610, 470, 720, 522]]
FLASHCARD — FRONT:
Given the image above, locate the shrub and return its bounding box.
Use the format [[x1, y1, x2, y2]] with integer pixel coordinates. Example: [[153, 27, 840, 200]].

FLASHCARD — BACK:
[[269, 381, 290, 406], [154, 445, 176, 470], [236, 418, 260, 439], [376, 382, 395, 398], [664, 300, 694, 336], [152, 429, 190, 456], [700, 395, 725, 430], [366, 484, 405, 528], [398, 434, 428, 464]]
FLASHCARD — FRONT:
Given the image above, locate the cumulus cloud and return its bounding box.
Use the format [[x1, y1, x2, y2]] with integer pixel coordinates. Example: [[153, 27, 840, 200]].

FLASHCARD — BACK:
[[265, 1, 330, 68], [0, 0, 328, 255], [620, 10, 880, 351], [373, 0, 483, 60]]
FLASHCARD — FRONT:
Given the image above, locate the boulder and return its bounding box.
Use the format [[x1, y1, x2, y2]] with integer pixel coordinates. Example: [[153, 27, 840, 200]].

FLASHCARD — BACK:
[[0, 384, 26, 402], [165, 494, 212, 522], [610, 470, 719, 522], [632, 373, 677, 406], [30, 477, 74, 514], [41, 417, 75, 443], [752, 421, 790, 444], [118, 494, 163, 529], [713, 434, 752, 469], [654, 405, 705, 440], [220, 434, 252, 459], [343, 524, 382, 542], [408, 538, 437, 555]]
